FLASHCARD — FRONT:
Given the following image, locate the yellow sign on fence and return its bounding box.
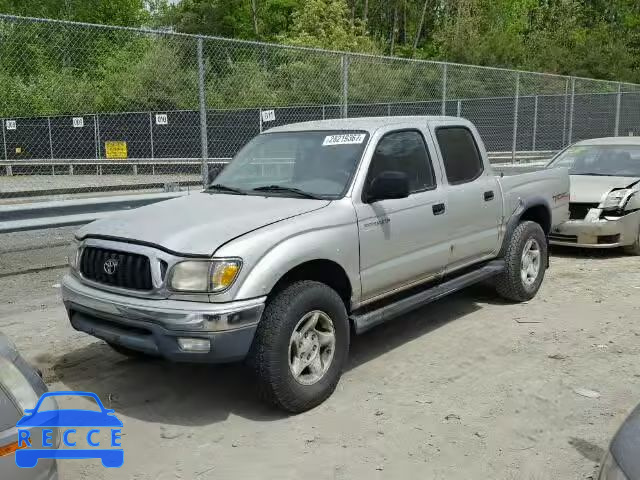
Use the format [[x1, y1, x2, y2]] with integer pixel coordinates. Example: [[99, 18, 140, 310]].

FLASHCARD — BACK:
[[105, 141, 128, 159]]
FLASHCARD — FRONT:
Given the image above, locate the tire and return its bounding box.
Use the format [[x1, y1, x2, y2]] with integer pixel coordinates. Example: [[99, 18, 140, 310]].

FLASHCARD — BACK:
[[623, 226, 640, 255], [246, 280, 350, 413], [107, 342, 155, 360], [496, 221, 547, 302]]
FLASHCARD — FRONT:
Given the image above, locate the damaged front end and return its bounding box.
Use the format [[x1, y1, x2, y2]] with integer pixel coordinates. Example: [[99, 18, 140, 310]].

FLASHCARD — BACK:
[[549, 180, 640, 248]]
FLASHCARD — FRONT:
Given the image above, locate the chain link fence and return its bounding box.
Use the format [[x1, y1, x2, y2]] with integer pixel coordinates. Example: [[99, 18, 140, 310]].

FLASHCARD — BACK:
[[1, 14, 639, 203]]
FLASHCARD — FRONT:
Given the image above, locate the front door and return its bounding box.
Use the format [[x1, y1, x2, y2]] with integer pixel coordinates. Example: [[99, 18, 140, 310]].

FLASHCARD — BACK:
[[354, 129, 450, 301]]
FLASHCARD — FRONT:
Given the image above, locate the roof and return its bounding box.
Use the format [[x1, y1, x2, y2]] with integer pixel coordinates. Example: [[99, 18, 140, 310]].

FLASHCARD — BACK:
[[264, 116, 461, 134], [574, 136, 640, 146]]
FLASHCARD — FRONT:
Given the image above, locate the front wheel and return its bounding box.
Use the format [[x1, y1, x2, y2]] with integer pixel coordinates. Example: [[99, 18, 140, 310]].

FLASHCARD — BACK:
[[246, 280, 350, 413], [496, 221, 547, 302]]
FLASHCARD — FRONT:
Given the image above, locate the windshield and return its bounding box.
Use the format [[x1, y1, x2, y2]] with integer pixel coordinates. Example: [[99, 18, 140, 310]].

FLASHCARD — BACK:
[[209, 130, 369, 199], [547, 144, 640, 177]]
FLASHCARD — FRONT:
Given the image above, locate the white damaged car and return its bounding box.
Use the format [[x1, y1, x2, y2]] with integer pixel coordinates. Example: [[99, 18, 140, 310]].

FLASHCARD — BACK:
[[547, 137, 640, 254]]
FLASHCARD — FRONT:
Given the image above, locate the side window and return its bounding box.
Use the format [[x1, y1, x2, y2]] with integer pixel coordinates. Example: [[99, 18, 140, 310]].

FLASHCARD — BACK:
[[366, 130, 436, 194], [436, 127, 484, 185]]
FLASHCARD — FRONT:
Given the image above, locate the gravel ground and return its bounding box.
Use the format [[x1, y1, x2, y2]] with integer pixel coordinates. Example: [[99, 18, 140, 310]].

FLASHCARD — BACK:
[[0, 248, 638, 480]]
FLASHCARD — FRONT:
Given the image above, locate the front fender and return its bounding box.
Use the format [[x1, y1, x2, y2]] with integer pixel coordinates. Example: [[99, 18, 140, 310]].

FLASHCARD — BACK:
[[232, 223, 361, 303], [212, 200, 361, 304]]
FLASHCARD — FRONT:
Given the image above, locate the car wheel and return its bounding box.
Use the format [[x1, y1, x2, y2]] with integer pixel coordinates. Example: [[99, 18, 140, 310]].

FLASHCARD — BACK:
[[107, 342, 156, 360], [246, 280, 350, 413], [623, 226, 640, 255], [496, 221, 547, 302]]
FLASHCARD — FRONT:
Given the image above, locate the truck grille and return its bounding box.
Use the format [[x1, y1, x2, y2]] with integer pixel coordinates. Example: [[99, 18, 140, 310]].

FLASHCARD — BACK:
[[80, 247, 153, 291], [569, 203, 599, 220]]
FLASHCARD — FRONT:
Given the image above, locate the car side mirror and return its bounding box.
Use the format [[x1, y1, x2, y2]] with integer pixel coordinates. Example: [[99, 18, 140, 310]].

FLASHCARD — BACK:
[[366, 171, 410, 203]]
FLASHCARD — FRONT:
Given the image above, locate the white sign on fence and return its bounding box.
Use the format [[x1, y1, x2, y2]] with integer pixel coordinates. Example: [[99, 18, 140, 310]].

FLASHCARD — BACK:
[[5, 120, 16, 130], [261, 109, 276, 123], [155, 114, 168, 125], [72, 117, 84, 128]]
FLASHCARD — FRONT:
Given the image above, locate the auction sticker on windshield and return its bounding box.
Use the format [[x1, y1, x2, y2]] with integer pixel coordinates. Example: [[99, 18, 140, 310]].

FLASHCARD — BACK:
[[322, 134, 366, 146]]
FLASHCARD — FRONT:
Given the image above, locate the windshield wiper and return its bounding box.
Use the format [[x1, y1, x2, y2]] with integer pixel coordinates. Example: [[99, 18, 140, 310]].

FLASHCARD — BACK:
[[252, 185, 322, 199], [206, 183, 247, 195], [571, 172, 615, 176]]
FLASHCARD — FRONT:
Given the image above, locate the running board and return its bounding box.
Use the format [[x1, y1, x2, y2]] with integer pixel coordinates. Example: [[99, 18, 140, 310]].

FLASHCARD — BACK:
[[350, 260, 505, 334]]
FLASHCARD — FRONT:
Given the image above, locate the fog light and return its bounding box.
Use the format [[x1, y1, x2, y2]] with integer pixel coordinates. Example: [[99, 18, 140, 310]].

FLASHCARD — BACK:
[[177, 338, 210, 353]]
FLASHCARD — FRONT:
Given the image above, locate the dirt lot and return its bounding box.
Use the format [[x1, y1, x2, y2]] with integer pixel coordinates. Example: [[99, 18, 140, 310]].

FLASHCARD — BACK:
[[0, 248, 639, 480]]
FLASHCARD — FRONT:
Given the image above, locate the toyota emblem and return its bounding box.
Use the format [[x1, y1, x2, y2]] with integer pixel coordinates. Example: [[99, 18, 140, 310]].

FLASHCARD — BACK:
[[103, 258, 119, 275]]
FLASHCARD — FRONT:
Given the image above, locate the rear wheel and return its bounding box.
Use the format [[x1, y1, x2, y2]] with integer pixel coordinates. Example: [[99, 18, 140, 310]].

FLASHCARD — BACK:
[[496, 221, 547, 302], [246, 280, 350, 413]]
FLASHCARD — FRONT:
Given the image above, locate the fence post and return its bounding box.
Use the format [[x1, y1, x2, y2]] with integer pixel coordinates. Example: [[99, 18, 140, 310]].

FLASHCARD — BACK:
[[441, 63, 448, 116], [93, 115, 99, 160], [532, 95, 538, 151], [456, 100, 461, 117], [341, 55, 349, 119], [47, 116, 54, 160], [562, 78, 569, 147], [615, 82, 622, 137], [568, 77, 575, 144], [2, 119, 7, 161], [197, 37, 209, 187], [149, 112, 155, 161], [511, 73, 520, 163]]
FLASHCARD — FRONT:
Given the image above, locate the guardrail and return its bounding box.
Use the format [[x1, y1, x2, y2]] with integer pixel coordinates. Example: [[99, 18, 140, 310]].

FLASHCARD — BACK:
[[0, 191, 190, 234], [0, 152, 555, 177]]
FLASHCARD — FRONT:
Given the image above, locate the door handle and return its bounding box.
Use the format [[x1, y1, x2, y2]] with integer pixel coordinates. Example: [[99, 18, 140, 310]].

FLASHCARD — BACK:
[[432, 203, 446, 215], [484, 190, 494, 201]]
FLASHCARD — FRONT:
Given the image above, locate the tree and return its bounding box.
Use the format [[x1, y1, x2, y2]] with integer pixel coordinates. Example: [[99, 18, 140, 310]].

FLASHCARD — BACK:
[[281, 0, 377, 52], [0, 0, 147, 26]]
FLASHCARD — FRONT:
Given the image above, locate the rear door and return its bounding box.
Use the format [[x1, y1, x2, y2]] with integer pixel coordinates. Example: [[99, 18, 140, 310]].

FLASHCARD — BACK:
[[432, 125, 502, 271], [354, 129, 450, 301]]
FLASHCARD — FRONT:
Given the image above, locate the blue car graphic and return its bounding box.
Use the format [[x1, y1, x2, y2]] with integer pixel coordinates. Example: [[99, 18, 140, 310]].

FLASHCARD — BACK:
[[15, 391, 123, 468]]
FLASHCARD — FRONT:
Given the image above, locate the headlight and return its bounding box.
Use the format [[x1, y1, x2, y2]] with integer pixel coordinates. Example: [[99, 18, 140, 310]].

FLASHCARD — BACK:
[[67, 240, 80, 271], [598, 451, 628, 480], [601, 189, 632, 210], [168, 259, 241, 293], [0, 357, 39, 414]]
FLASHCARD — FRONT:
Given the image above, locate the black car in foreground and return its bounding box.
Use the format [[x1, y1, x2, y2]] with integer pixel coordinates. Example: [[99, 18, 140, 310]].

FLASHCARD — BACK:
[[599, 404, 640, 480]]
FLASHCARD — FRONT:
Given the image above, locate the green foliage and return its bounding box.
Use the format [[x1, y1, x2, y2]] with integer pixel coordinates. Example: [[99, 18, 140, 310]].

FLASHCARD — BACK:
[[279, 0, 377, 52], [0, 0, 638, 117], [0, 0, 146, 26]]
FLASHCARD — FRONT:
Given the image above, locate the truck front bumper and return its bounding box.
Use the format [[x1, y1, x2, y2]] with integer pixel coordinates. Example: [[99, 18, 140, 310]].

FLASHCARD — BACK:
[[62, 274, 265, 363], [549, 210, 640, 248]]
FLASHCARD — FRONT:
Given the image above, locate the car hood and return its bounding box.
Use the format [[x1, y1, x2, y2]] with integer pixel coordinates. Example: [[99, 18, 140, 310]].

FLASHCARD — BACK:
[[570, 175, 640, 203], [77, 192, 330, 256]]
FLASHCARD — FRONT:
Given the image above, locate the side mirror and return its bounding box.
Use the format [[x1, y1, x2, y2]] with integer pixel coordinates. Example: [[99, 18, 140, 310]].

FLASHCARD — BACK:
[[366, 171, 410, 203]]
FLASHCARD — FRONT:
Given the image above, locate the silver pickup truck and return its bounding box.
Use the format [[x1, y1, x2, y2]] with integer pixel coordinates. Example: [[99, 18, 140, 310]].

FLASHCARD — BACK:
[[62, 116, 569, 412]]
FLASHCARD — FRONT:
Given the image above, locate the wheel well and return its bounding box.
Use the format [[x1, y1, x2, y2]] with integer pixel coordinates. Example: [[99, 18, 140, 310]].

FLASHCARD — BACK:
[[271, 260, 352, 311], [520, 205, 551, 234]]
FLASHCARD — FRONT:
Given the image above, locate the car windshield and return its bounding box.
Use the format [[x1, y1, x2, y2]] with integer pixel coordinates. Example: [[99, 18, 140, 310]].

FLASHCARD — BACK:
[[208, 130, 369, 199], [547, 144, 640, 177]]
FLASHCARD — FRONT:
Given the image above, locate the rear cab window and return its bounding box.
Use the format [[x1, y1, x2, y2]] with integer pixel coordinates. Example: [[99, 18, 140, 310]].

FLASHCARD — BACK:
[[435, 126, 484, 185]]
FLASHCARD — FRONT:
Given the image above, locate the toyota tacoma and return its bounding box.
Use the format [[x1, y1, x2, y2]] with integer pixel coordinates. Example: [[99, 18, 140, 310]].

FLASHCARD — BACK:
[[62, 116, 569, 412]]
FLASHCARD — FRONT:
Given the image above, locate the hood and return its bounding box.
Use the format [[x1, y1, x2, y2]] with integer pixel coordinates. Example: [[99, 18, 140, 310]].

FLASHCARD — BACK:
[[570, 175, 640, 203], [78, 192, 330, 256]]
